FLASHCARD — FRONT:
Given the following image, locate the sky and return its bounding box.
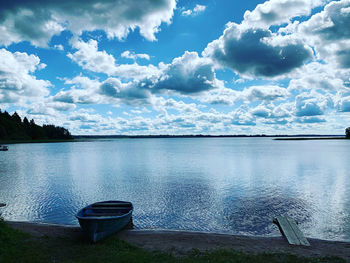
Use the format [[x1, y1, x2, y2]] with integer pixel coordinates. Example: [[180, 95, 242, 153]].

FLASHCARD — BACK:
[[0, 0, 350, 135]]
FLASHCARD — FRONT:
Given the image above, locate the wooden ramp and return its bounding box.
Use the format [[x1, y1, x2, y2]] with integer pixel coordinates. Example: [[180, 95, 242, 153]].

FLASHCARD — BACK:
[[273, 216, 310, 246]]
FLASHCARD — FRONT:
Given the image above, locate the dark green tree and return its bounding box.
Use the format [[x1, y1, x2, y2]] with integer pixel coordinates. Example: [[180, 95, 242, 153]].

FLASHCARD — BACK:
[[11, 112, 21, 124], [0, 109, 73, 140]]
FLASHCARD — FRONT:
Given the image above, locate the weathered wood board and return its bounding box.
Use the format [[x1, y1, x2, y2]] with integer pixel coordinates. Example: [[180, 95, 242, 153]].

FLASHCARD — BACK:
[[274, 216, 310, 246]]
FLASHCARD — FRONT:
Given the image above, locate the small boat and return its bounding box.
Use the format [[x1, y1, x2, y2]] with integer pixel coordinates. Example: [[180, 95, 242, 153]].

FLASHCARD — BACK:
[[76, 200, 133, 242], [0, 145, 8, 151]]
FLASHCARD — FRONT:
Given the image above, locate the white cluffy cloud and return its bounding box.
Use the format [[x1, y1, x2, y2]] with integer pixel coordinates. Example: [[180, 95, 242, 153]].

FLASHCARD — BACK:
[[298, 0, 350, 69], [68, 39, 222, 96], [0, 48, 51, 104], [121, 51, 150, 61], [239, 85, 289, 101], [242, 0, 325, 29], [182, 4, 206, 16], [0, 0, 176, 46], [68, 39, 160, 80]]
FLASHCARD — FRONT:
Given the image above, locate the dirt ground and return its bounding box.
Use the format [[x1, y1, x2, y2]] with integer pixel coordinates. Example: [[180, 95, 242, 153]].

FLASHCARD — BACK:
[[7, 221, 350, 262]]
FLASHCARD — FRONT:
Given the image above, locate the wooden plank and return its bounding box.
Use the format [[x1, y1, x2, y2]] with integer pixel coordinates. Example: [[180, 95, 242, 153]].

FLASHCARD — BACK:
[[286, 216, 310, 246], [275, 216, 301, 245]]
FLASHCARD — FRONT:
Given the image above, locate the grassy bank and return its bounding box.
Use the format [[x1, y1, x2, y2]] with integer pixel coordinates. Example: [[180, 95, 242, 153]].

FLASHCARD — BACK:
[[0, 220, 345, 263]]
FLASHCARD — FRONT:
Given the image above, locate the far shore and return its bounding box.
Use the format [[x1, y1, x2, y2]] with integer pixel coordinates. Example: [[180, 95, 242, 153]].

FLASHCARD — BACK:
[[1, 135, 348, 144], [7, 221, 350, 261], [274, 137, 348, 141]]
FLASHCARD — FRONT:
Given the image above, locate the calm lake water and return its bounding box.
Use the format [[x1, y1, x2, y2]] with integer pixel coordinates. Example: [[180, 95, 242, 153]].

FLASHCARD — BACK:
[[0, 138, 349, 241]]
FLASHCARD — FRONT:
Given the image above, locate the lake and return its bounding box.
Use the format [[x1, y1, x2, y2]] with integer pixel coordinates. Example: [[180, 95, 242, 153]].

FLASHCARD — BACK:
[[0, 138, 349, 241]]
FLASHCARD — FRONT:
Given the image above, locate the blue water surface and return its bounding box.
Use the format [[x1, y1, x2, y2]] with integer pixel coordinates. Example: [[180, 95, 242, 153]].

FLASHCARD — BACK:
[[0, 138, 349, 241]]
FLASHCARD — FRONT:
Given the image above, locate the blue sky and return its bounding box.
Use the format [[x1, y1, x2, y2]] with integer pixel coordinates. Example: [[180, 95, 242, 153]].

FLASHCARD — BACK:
[[0, 0, 350, 135]]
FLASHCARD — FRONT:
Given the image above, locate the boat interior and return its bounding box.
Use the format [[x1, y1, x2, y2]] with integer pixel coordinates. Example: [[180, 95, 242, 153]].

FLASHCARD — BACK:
[[81, 202, 133, 217]]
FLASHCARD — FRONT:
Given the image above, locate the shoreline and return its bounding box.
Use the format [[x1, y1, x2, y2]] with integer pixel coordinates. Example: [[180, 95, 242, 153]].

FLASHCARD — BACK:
[[0, 139, 75, 144], [7, 221, 350, 261]]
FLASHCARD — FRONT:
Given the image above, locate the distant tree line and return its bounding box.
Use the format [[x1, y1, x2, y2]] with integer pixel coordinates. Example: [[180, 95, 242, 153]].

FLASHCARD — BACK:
[[0, 109, 73, 140]]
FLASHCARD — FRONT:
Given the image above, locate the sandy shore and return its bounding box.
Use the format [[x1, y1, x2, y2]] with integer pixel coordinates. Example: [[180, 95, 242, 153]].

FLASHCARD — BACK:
[[7, 221, 350, 261]]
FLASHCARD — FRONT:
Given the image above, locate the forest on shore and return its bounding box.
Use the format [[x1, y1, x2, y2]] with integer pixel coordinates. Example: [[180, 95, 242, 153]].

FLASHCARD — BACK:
[[0, 110, 73, 141]]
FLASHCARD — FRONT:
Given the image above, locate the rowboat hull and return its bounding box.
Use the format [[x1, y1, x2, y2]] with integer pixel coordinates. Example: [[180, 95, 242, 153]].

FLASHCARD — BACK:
[[0, 146, 8, 151], [76, 201, 133, 242]]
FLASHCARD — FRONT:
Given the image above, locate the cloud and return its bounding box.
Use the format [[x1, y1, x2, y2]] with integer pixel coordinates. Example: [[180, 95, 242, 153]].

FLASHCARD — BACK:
[[153, 97, 201, 115], [299, 0, 350, 68], [53, 75, 152, 107], [203, 23, 312, 77], [230, 106, 256, 126], [242, 0, 325, 29], [68, 39, 160, 80], [200, 85, 289, 106], [294, 92, 331, 117], [252, 106, 270, 118], [288, 62, 349, 92], [68, 47, 224, 99], [0, 48, 51, 104], [240, 85, 289, 101], [150, 51, 222, 94], [121, 51, 150, 61], [338, 97, 350, 112], [200, 87, 238, 105], [53, 76, 102, 104], [250, 103, 292, 121], [68, 39, 116, 75], [335, 92, 350, 112], [69, 43, 222, 95], [0, 0, 176, 46], [181, 4, 206, 16], [26, 101, 76, 116], [99, 78, 151, 105], [295, 116, 326, 123], [53, 44, 64, 51]]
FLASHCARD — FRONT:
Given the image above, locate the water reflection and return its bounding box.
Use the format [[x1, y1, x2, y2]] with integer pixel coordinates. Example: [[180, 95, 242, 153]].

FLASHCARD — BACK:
[[222, 187, 313, 236], [0, 138, 349, 241]]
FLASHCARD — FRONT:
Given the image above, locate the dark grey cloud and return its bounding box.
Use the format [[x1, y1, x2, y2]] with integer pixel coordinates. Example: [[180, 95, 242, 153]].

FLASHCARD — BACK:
[[99, 78, 151, 105], [336, 50, 350, 68], [204, 24, 312, 77], [142, 51, 220, 94]]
